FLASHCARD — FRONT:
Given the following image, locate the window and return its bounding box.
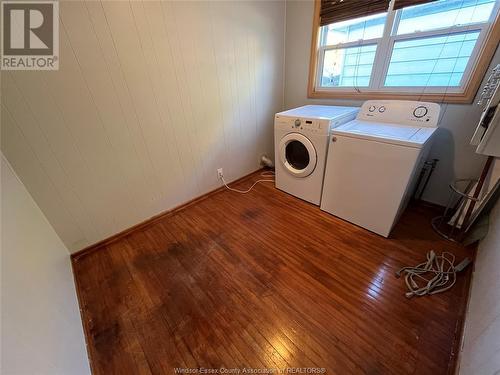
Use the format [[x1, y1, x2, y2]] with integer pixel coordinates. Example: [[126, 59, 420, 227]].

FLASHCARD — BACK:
[[309, 0, 500, 103]]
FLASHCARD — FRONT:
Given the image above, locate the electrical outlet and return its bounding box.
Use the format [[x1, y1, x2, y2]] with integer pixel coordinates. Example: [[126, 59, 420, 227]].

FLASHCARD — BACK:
[[217, 168, 224, 179]]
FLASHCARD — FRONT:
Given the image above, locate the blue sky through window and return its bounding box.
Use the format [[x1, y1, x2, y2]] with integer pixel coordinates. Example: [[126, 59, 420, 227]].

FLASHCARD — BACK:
[[385, 32, 480, 87]]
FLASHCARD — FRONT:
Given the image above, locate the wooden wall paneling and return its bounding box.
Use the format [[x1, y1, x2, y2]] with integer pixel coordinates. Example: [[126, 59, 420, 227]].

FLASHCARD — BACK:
[[4, 70, 101, 247], [139, 1, 195, 203], [158, 1, 205, 197], [0, 104, 84, 244], [224, 2, 248, 177], [60, 2, 150, 233], [1, 74, 88, 244], [127, 1, 192, 205], [60, 2, 153, 223], [207, 1, 241, 179], [251, 2, 285, 164], [84, 0, 161, 220], [188, 1, 229, 189], [47, 27, 129, 237], [233, 2, 258, 175], [99, 1, 185, 205], [169, 1, 216, 192], [1, 1, 284, 251]]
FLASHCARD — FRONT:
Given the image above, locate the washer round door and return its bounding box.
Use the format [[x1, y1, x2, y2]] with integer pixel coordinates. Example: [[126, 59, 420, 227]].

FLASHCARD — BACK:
[[279, 133, 317, 177]]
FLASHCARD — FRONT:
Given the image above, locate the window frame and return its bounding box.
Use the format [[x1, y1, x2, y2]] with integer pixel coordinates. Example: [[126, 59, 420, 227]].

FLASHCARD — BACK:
[[308, 0, 500, 103]]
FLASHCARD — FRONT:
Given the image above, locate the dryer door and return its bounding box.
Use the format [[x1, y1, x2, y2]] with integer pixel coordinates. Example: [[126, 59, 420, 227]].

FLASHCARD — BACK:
[[279, 133, 317, 177]]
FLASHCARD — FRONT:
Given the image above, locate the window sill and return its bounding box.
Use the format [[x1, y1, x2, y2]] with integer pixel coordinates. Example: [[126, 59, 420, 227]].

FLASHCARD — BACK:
[[307, 88, 476, 104]]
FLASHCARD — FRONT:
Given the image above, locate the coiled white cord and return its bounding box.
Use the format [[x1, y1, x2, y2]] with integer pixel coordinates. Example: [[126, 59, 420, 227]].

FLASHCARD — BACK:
[[395, 250, 471, 298], [221, 171, 275, 194]]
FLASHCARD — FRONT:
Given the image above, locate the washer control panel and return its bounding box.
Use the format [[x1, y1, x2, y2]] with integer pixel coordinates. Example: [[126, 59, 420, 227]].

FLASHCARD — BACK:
[[358, 100, 440, 127], [413, 106, 428, 118]]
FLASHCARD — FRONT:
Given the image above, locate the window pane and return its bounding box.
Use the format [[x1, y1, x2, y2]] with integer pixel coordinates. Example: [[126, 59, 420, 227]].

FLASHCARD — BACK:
[[323, 13, 387, 46], [384, 31, 480, 87], [321, 45, 376, 87], [396, 0, 496, 35]]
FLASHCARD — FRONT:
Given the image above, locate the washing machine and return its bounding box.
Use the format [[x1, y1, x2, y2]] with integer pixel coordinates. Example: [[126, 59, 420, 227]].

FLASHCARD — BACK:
[[274, 105, 359, 205], [320, 100, 441, 237]]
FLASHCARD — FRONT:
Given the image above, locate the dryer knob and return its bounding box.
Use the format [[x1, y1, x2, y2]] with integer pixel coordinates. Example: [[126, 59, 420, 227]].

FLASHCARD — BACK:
[[294, 119, 301, 127]]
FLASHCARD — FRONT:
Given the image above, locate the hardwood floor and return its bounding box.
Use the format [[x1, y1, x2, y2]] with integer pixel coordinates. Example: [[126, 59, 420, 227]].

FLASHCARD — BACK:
[[72, 171, 474, 375]]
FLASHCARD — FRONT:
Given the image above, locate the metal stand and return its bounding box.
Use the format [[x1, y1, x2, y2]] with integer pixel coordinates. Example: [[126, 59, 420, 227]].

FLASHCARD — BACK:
[[431, 179, 480, 242]]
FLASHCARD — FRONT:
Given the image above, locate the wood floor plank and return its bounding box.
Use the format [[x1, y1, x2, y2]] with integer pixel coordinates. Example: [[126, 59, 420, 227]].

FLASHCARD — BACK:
[[72, 172, 474, 375], [183, 198, 429, 374]]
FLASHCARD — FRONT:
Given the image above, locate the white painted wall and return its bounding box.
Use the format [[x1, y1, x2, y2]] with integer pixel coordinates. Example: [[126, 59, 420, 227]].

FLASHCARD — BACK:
[[284, 0, 500, 206], [1, 155, 90, 374], [1, 0, 285, 252], [459, 159, 500, 375]]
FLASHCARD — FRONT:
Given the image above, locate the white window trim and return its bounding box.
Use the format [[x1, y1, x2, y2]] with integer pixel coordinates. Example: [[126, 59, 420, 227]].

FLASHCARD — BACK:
[[314, 0, 500, 96]]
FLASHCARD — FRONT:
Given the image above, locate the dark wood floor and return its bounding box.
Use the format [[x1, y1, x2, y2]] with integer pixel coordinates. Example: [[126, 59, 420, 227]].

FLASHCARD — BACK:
[[73, 171, 474, 375]]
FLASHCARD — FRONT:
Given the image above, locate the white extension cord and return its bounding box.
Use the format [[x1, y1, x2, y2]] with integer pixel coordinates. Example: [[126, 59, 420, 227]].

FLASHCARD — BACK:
[[220, 171, 275, 194], [395, 250, 471, 298]]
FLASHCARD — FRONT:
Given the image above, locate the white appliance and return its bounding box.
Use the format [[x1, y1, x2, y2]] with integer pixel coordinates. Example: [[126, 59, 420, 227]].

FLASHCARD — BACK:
[[274, 105, 359, 205], [320, 100, 441, 237], [471, 63, 500, 157]]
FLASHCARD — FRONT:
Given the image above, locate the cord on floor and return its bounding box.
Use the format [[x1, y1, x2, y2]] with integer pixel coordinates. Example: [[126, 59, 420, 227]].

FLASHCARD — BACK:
[[221, 171, 275, 194], [395, 250, 471, 298]]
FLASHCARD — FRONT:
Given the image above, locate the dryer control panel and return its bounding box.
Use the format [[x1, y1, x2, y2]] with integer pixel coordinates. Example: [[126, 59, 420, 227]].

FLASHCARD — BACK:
[[358, 100, 440, 127], [274, 116, 333, 136]]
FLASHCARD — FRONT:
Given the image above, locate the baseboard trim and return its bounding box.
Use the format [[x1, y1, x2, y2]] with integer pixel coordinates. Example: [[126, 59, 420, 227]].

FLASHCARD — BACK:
[[71, 168, 263, 261]]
